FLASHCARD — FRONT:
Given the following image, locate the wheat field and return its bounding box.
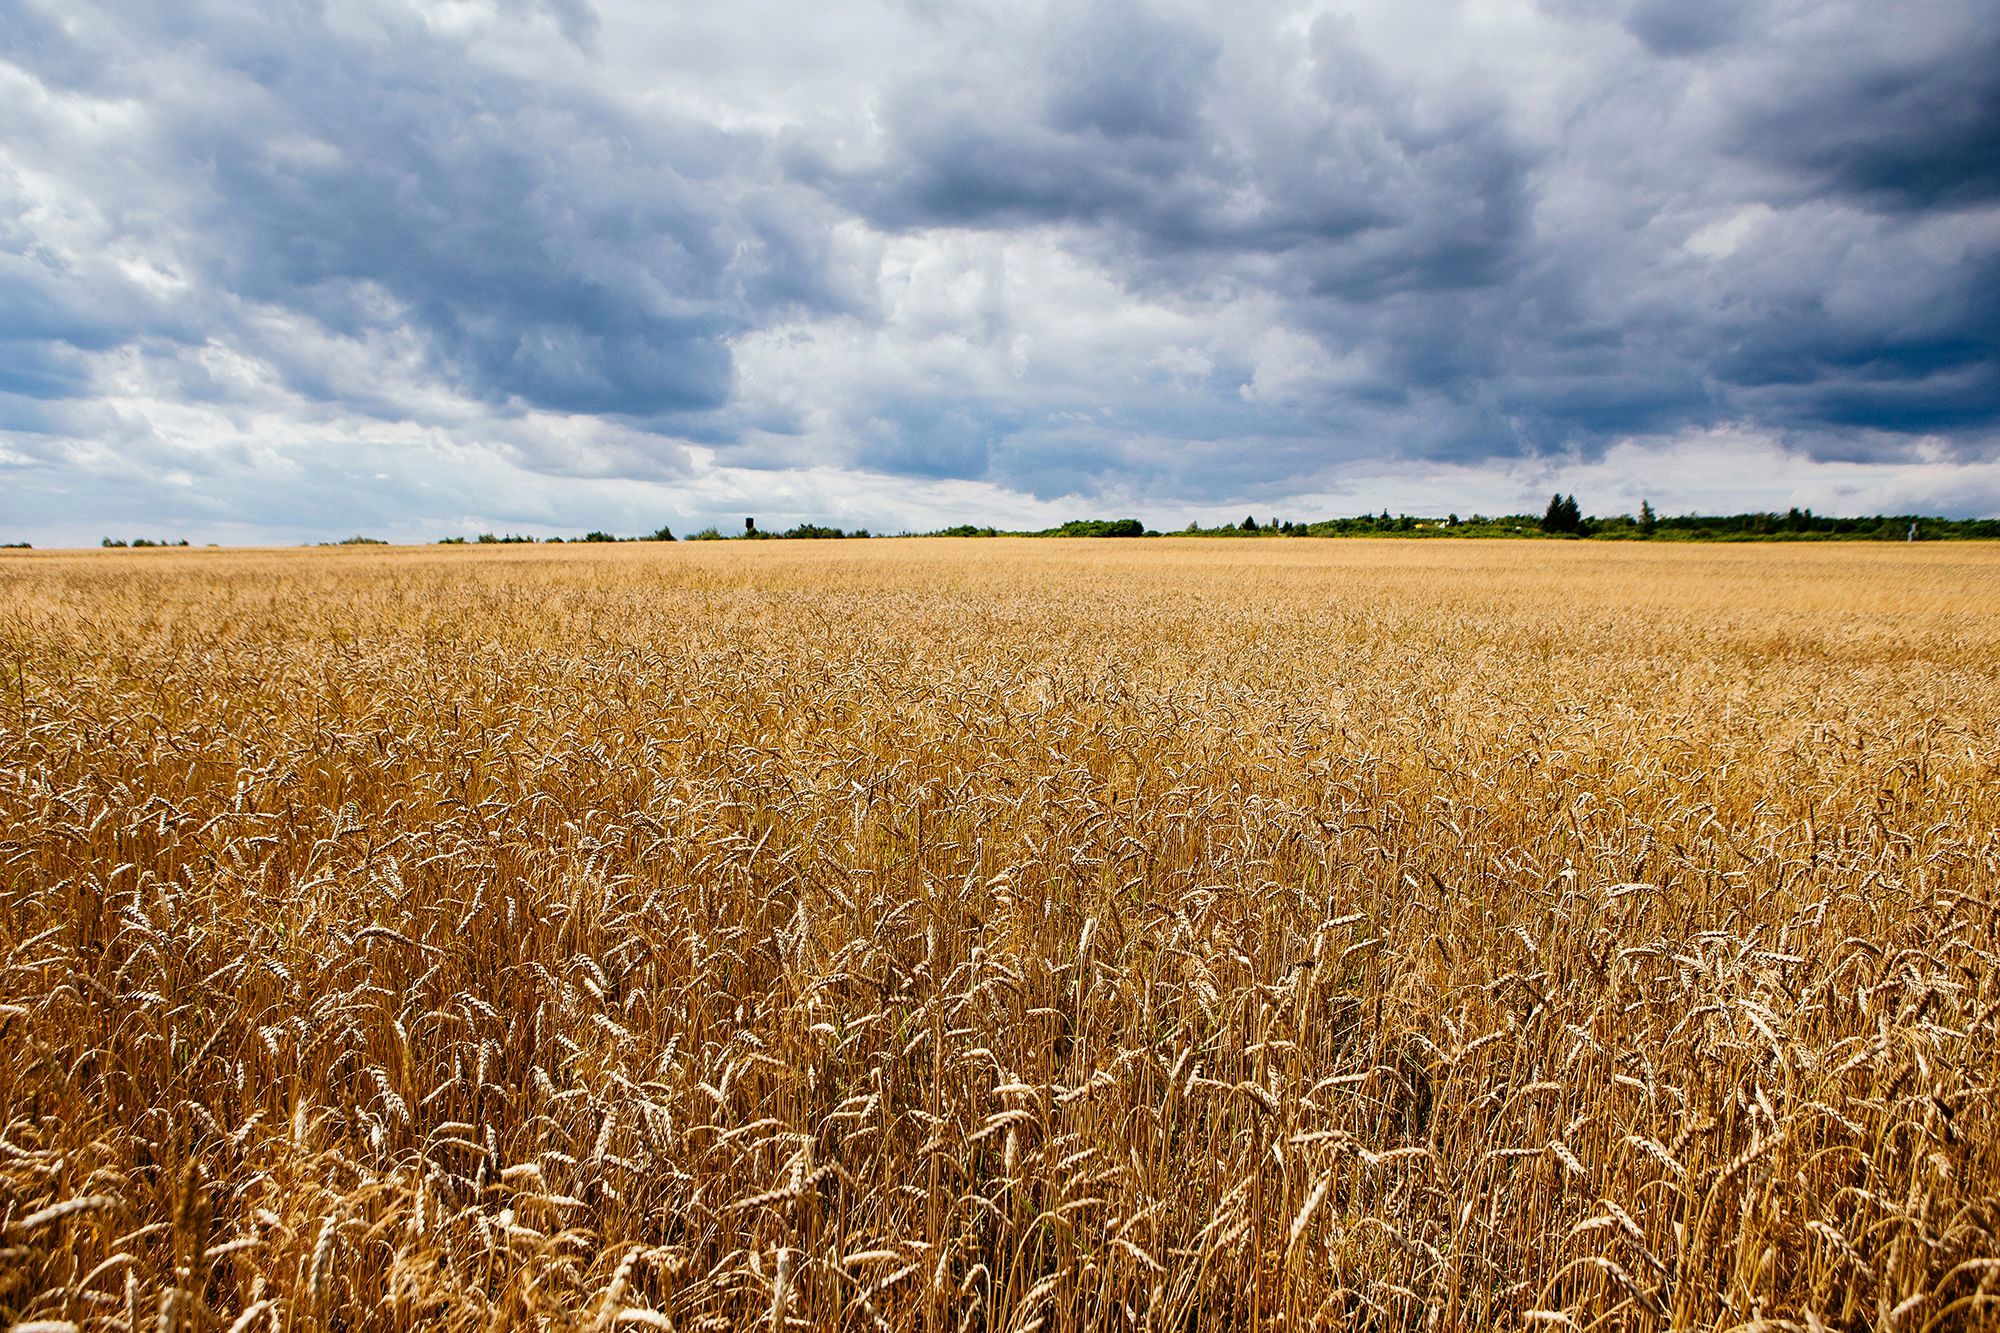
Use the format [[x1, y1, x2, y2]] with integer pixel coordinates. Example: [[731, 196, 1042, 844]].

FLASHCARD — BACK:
[[2, 539, 1997, 1331]]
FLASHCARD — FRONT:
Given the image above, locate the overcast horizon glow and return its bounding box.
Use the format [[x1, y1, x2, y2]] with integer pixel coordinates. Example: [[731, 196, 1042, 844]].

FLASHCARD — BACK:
[[3, 0, 1997, 545]]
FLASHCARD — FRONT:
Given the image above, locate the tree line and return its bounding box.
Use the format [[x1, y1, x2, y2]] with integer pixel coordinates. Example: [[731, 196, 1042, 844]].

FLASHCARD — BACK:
[[54, 503, 2000, 552]]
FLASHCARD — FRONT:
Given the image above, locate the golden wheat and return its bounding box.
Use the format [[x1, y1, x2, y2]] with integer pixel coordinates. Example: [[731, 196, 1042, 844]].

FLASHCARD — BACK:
[[2, 538, 1997, 1329]]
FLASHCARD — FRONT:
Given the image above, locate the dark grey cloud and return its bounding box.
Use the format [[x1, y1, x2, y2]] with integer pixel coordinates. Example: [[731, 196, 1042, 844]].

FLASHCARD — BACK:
[[1045, 1, 1216, 142], [2, 0, 1998, 543], [779, 0, 1999, 483], [1732, 12, 2000, 211], [181, 19, 841, 419], [1625, 0, 1752, 57], [5, 0, 855, 427], [807, 7, 1536, 288]]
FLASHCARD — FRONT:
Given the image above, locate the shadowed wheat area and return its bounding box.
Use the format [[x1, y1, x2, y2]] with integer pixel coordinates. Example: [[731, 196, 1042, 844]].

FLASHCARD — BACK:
[[3, 539, 1998, 1331]]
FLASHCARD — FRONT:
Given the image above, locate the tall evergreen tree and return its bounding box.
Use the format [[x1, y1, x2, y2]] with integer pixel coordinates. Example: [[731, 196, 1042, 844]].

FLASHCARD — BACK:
[[1542, 494, 1584, 535]]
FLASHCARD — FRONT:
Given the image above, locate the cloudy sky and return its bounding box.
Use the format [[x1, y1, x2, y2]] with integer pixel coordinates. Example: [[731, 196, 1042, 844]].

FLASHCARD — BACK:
[[3, 0, 1997, 543]]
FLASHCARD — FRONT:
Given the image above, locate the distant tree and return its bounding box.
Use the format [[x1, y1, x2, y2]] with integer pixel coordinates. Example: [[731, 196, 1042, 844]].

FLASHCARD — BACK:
[[101, 538, 127, 547], [1447, 513, 1460, 528], [1542, 494, 1583, 535], [582, 531, 616, 543], [646, 525, 676, 542], [1638, 499, 1656, 538], [1241, 515, 1259, 532]]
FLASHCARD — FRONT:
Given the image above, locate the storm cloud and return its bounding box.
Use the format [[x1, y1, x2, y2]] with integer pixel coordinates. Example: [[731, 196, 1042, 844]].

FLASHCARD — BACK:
[[2, 0, 1997, 542]]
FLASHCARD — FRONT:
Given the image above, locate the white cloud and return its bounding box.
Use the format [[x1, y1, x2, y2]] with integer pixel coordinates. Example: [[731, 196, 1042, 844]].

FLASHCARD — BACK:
[[1684, 204, 1775, 259]]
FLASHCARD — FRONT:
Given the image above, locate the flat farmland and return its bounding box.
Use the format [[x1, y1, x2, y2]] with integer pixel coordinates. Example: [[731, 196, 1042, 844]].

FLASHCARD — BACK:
[[3, 539, 1998, 1330]]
